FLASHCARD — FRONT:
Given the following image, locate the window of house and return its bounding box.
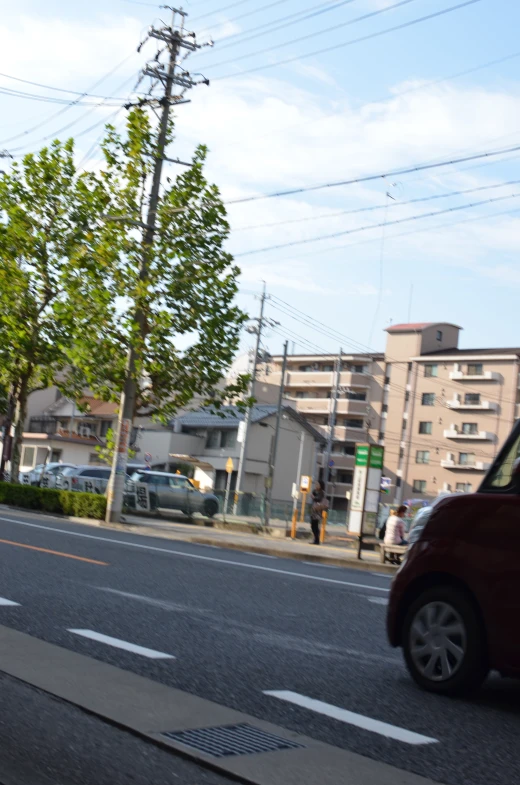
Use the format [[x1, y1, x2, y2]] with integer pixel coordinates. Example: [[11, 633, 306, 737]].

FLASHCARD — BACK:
[[322, 364, 334, 372], [346, 390, 366, 401], [298, 365, 313, 372], [338, 471, 353, 484], [462, 423, 478, 435], [344, 417, 363, 429], [456, 482, 472, 493], [22, 446, 35, 467], [416, 450, 430, 464], [422, 393, 435, 406], [424, 364, 438, 378], [50, 450, 62, 463], [419, 421, 432, 434], [413, 480, 426, 493], [459, 452, 476, 466], [343, 442, 356, 456], [205, 430, 220, 449], [220, 430, 236, 449], [436, 330, 443, 341], [467, 363, 483, 376], [464, 393, 481, 405], [100, 420, 112, 437], [346, 364, 367, 373]]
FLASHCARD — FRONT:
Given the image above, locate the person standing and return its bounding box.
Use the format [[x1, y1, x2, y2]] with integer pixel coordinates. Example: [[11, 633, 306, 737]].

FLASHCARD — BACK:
[[310, 481, 327, 545], [384, 504, 408, 546]]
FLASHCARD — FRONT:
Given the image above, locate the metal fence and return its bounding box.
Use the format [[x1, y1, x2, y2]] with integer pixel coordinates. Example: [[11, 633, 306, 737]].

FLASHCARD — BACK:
[[214, 490, 349, 527]]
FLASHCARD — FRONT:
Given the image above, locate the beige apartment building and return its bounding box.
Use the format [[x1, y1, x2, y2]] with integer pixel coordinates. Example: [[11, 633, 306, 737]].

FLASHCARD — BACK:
[[262, 322, 520, 509]]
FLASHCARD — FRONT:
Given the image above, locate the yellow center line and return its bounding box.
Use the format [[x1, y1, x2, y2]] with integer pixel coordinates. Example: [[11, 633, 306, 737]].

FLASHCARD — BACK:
[[0, 538, 109, 566]]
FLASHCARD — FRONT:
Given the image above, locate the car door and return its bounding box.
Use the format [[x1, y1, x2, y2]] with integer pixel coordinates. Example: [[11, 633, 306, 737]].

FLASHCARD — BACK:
[[164, 477, 190, 512], [466, 425, 520, 672]]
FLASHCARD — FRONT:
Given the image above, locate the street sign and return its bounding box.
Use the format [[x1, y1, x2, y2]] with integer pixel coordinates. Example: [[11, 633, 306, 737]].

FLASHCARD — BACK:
[[381, 476, 392, 493], [328, 459, 334, 468], [226, 457, 234, 474], [300, 475, 311, 492], [291, 482, 299, 500], [144, 452, 152, 463], [349, 444, 385, 537]]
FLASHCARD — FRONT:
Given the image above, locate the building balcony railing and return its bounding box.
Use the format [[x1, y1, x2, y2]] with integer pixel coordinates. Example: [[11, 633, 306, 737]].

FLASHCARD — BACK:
[[440, 459, 491, 471], [444, 429, 496, 442], [449, 371, 501, 382], [446, 399, 498, 412], [284, 371, 370, 389]]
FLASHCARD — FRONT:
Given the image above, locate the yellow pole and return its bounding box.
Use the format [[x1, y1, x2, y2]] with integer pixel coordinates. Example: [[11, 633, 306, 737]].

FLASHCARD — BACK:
[[300, 491, 307, 522], [291, 506, 298, 539], [320, 509, 328, 544]]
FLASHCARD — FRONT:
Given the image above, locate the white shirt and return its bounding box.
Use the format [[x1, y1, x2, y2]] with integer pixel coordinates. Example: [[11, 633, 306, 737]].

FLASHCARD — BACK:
[[384, 515, 406, 545]]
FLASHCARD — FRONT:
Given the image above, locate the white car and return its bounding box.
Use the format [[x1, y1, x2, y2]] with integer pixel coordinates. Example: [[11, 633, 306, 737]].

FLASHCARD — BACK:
[[20, 462, 77, 487]]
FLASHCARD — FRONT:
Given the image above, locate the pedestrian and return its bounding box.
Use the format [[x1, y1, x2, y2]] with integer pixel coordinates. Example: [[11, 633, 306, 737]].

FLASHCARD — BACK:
[[309, 480, 327, 545], [384, 504, 408, 547]]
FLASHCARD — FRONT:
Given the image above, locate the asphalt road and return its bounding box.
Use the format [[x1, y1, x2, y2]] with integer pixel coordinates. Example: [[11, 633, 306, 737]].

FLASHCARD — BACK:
[[0, 508, 519, 785]]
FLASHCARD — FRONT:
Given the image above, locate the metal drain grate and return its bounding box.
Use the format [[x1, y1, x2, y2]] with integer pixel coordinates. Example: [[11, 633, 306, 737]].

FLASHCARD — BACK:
[[161, 723, 304, 758]]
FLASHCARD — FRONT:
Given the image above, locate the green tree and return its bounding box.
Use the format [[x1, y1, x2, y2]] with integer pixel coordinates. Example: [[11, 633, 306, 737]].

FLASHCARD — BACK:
[[95, 428, 136, 466], [66, 108, 248, 421], [0, 140, 111, 479]]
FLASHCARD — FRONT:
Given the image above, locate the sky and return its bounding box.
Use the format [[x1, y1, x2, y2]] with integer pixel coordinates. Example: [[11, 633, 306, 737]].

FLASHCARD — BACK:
[[1, 0, 520, 360]]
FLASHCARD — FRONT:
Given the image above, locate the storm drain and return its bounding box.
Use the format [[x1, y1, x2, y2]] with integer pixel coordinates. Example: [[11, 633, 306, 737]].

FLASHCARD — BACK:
[[161, 723, 305, 758]]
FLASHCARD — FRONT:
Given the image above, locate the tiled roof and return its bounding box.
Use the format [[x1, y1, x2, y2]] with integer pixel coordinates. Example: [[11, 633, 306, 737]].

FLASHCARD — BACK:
[[176, 405, 325, 442]]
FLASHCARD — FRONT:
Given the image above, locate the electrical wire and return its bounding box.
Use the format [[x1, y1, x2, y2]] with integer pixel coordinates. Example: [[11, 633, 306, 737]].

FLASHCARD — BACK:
[[234, 191, 520, 256], [0, 71, 129, 101], [190, 0, 257, 24], [232, 179, 520, 233], [212, 0, 481, 81], [198, 0, 294, 34], [207, 0, 419, 71]]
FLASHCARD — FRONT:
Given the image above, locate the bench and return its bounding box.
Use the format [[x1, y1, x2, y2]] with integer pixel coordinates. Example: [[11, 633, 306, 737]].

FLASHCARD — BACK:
[[380, 543, 408, 564]]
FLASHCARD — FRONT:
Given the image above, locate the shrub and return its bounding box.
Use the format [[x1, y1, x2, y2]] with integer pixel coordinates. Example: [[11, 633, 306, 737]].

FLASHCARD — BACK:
[[0, 482, 106, 519]]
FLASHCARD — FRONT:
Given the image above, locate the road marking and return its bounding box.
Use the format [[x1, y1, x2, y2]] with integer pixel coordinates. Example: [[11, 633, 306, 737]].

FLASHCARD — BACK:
[[0, 537, 109, 566], [368, 597, 389, 605], [0, 597, 20, 607], [243, 552, 276, 559], [371, 572, 393, 579], [0, 516, 389, 593], [303, 562, 338, 569], [264, 691, 438, 746], [68, 629, 175, 659]]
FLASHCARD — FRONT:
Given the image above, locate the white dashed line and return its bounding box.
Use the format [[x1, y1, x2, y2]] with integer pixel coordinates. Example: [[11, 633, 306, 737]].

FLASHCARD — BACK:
[[0, 597, 20, 607], [371, 572, 393, 579], [243, 552, 276, 559], [303, 562, 339, 569], [68, 629, 175, 659], [368, 597, 389, 606], [264, 691, 438, 745]]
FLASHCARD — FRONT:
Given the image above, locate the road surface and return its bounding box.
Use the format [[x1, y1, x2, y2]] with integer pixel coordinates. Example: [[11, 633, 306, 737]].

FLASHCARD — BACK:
[[0, 508, 519, 785]]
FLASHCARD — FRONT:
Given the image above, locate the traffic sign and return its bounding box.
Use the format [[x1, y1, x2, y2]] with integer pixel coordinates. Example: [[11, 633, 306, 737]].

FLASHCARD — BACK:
[[226, 457, 234, 474], [328, 459, 335, 468], [144, 452, 152, 463], [300, 475, 311, 492]]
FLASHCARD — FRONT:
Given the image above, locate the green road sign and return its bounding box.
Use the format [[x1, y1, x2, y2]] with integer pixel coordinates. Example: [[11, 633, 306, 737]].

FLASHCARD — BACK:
[[355, 445, 369, 467], [369, 445, 384, 469]]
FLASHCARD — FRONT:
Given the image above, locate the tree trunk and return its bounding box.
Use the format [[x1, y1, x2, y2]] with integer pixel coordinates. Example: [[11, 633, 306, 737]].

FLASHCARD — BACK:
[[0, 379, 19, 481], [10, 373, 30, 483]]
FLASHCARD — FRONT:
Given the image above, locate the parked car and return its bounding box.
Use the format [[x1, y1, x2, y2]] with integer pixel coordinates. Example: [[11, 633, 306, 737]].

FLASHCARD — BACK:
[[57, 463, 148, 493], [126, 470, 219, 518], [20, 462, 77, 487], [387, 419, 520, 696]]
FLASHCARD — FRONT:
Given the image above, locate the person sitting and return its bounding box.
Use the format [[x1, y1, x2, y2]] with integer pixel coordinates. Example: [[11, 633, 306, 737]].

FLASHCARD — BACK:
[[384, 504, 408, 562]]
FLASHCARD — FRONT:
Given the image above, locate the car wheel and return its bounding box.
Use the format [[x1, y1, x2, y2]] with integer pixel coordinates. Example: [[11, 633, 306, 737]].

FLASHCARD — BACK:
[[202, 498, 219, 519], [402, 585, 488, 696]]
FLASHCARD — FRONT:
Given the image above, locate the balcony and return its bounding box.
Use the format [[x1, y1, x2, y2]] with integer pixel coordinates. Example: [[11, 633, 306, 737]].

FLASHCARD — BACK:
[[328, 481, 353, 498], [285, 371, 370, 389], [294, 399, 332, 415], [440, 459, 491, 471], [444, 428, 496, 442], [446, 399, 498, 412], [450, 370, 501, 382]]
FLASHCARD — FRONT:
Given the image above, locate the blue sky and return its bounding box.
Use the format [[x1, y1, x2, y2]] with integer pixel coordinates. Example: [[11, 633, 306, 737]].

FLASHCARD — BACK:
[[2, 0, 520, 358]]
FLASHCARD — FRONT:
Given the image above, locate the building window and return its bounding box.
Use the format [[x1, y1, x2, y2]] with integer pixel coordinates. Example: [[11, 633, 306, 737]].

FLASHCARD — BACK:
[[50, 450, 62, 463], [295, 391, 311, 399], [298, 365, 313, 372], [459, 453, 476, 466], [467, 363, 483, 376], [419, 421, 432, 434], [21, 446, 35, 467], [413, 480, 427, 493], [322, 364, 334, 372], [205, 430, 220, 449], [100, 420, 112, 437], [422, 393, 435, 406], [424, 364, 438, 378], [462, 423, 478, 435], [344, 418, 363, 429], [346, 363, 367, 373], [456, 482, 472, 493], [220, 430, 237, 449], [436, 330, 443, 341], [338, 471, 353, 484], [464, 393, 481, 405], [416, 450, 430, 464], [343, 443, 356, 456], [346, 390, 367, 401]]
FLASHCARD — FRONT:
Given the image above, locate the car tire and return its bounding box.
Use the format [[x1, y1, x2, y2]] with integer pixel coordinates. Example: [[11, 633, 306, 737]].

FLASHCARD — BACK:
[[402, 585, 488, 697], [202, 499, 219, 519]]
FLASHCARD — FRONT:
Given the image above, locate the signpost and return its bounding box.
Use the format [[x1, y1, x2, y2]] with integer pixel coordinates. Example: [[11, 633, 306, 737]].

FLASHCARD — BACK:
[[224, 457, 234, 522], [348, 444, 385, 559], [299, 475, 311, 522]]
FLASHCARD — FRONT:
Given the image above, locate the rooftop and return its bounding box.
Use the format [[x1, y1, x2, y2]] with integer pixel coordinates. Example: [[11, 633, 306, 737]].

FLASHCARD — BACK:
[[175, 405, 324, 442], [422, 347, 520, 357], [386, 322, 462, 333]]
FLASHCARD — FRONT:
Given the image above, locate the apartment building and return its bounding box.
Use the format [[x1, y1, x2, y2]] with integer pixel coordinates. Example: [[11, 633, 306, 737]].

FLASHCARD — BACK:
[[259, 353, 386, 511], [262, 322, 520, 509]]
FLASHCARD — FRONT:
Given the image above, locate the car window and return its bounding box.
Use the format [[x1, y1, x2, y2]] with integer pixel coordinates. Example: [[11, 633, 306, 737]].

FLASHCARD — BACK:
[[81, 468, 110, 479], [152, 475, 171, 486], [61, 467, 77, 476], [487, 432, 520, 490], [131, 473, 150, 483]]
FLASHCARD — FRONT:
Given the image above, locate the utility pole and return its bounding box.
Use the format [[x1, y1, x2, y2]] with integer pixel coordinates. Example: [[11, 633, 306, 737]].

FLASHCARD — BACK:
[[264, 340, 288, 527], [324, 349, 342, 503], [233, 283, 267, 514], [106, 7, 205, 523], [0, 381, 18, 481]]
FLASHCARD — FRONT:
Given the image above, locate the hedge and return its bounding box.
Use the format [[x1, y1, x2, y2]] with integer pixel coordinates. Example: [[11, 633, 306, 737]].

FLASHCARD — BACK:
[[0, 482, 107, 520]]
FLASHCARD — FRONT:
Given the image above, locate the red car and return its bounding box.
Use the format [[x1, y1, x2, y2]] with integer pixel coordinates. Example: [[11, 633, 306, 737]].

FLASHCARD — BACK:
[[387, 420, 520, 695]]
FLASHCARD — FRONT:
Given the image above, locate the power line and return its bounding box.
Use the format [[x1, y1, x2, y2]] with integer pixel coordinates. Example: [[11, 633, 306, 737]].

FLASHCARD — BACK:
[[232, 179, 520, 233], [190, 0, 256, 24], [212, 0, 481, 81], [0, 86, 120, 106], [234, 191, 520, 256], [208, 0, 418, 71], [0, 72, 128, 101], [227, 139, 520, 205], [198, 0, 294, 34]]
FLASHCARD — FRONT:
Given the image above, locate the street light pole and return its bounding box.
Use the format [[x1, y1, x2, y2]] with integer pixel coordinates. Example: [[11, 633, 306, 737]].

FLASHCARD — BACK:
[[264, 340, 288, 527], [324, 348, 342, 503]]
